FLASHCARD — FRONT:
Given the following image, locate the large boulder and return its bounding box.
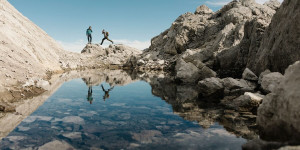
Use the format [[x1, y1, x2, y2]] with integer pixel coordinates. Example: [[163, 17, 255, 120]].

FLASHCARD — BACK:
[[175, 58, 216, 83], [257, 61, 300, 142], [260, 72, 284, 93]]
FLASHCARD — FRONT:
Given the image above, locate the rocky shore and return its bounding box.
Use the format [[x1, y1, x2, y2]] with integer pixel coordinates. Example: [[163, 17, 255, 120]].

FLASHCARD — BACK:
[[0, 0, 299, 149], [125, 0, 300, 149]]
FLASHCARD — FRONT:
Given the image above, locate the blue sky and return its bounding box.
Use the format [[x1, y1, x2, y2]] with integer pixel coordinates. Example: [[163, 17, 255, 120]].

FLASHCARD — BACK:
[[8, 0, 281, 52]]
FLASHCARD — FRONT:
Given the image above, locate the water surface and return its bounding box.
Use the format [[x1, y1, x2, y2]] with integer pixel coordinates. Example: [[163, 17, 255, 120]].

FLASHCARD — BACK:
[[0, 74, 248, 150]]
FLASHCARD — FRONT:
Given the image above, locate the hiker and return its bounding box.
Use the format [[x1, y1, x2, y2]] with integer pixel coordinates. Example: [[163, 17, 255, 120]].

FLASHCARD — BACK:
[[100, 29, 114, 45], [101, 84, 114, 101], [86, 26, 93, 44]]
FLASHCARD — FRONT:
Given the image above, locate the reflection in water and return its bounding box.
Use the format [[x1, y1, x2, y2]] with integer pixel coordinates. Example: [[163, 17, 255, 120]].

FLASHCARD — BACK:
[[101, 84, 114, 101], [0, 70, 258, 149]]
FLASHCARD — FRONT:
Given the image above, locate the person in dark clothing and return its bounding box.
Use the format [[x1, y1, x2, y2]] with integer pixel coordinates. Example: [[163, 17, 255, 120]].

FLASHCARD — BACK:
[[100, 29, 114, 45], [86, 26, 93, 44], [87, 86, 93, 104], [101, 84, 114, 101]]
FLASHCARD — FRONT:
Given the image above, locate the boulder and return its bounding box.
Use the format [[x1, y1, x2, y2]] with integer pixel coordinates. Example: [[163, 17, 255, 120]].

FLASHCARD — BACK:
[[257, 61, 300, 142], [198, 77, 224, 97], [244, 92, 264, 103], [242, 68, 258, 81], [175, 58, 216, 83], [258, 69, 271, 84], [260, 72, 284, 93], [222, 78, 256, 95]]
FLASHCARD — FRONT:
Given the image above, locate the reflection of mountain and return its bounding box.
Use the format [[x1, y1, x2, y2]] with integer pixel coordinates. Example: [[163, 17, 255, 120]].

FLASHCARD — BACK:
[[81, 70, 137, 87], [0, 70, 258, 142], [0, 69, 136, 140], [139, 73, 258, 140]]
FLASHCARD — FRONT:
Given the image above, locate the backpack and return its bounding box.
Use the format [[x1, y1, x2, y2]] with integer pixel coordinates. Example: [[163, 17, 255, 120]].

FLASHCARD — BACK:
[[106, 32, 109, 36]]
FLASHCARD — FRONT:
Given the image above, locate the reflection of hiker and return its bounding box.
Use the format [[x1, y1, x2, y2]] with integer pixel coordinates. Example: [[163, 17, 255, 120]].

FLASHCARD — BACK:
[[87, 86, 93, 104], [100, 29, 114, 45], [86, 26, 93, 44], [86, 77, 93, 104], [101, 84, 114, 101]]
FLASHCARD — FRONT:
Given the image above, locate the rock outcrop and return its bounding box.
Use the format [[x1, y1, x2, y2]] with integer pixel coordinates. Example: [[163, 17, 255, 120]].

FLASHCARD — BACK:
[[253, 0, 300, 74], [218, 0, 300, 76], [129, 0, 280, 82], [80, 44, 141, 67], [0, 0, 73, 88]]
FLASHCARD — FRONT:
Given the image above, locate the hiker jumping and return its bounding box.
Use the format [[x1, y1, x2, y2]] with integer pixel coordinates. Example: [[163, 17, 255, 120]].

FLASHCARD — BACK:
[[86, 26, 93, 44], [100, 29, 114, 45]]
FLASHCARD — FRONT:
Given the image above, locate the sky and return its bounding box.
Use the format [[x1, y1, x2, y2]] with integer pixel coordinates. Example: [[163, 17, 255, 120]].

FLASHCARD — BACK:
[[8, 0, 282, 52]]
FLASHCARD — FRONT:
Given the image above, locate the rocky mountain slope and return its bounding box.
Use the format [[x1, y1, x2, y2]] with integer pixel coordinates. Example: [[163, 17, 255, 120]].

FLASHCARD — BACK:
[[0, 0, 141, 97], [0, 0, 68, 88], [127, 0, 283, 83]]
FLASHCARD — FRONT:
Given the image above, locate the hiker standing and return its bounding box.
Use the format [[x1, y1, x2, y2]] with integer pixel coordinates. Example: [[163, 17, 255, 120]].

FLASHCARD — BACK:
[[100, 29, 114, 45], [86, 26, 93, 44]]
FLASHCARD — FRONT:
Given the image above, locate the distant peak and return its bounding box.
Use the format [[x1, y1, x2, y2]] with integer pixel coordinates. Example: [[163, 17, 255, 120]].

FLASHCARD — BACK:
[[195, 5, 213, 15]]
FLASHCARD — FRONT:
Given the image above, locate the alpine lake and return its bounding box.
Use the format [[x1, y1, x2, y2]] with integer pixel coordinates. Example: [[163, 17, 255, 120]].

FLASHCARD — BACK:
[[0, 69, 257, 150]]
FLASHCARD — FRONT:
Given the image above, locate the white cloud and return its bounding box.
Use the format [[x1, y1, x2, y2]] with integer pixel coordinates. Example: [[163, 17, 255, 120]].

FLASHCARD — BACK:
[[205, 0, 283, 6], [57, 40, 86, 53], [255, 0, 283, 4], [205, 1, 231, 6], [57, 39, 150, 53]]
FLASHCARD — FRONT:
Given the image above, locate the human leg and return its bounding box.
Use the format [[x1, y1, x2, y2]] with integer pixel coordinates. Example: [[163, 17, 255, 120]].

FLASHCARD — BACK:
[[101, 37, 106, 45]]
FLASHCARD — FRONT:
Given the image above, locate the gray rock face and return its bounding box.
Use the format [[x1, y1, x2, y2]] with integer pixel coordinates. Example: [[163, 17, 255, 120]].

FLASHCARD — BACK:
[[260, 72, 284, 93], [253, 0, 300, 74], [131, 0, 280, 80], [257, 61, 300, 142]]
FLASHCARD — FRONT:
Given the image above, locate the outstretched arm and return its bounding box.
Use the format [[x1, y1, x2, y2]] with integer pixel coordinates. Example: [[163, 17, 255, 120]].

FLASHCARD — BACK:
[[101, 84, 105, 91], [108, 86, 114, 91]]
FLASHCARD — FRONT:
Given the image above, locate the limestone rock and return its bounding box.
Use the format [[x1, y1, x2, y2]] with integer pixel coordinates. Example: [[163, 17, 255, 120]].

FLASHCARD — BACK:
[[253, 0, 300, 74], [242, 68, 258, 81], [195, 5, 213, 15], [81, 44, 105, 54], [257, 61, 300, 142], [244, 92, 263, 103], [175, 58, 216, 83]]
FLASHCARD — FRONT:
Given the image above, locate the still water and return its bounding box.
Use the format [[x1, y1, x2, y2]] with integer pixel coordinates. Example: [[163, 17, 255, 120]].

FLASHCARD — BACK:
[[0, 75, 248, 150]]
